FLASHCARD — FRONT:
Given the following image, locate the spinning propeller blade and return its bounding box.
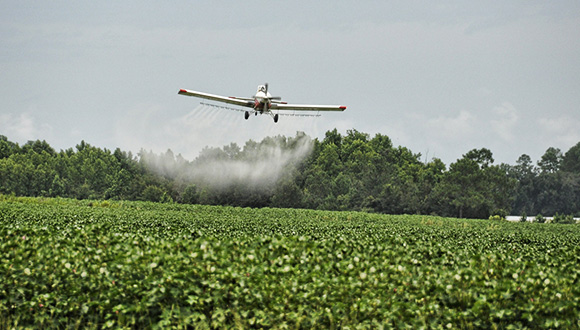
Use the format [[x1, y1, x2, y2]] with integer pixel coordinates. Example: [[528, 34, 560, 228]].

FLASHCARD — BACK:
[[263, 83, 281, 100]]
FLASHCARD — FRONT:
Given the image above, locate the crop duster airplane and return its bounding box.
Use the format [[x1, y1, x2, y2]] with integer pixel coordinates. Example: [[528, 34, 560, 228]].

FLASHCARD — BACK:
[[178, 83, 346, 123]]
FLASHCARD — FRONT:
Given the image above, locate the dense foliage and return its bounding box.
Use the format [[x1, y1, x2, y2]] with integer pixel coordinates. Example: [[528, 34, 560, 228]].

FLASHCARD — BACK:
[[508, 144, 580, 216], [1, 133, 579, 218], [1, 196, 578, 328], [0, 137, 169, 202]]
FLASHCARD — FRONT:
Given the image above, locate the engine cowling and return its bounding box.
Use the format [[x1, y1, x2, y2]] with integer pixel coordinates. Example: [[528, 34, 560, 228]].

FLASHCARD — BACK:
[[253, 99, 270, 111]]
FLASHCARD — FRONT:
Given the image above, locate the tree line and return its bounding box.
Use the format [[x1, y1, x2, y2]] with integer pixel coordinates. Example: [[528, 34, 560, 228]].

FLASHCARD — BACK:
[[1, 131, 579, 219]]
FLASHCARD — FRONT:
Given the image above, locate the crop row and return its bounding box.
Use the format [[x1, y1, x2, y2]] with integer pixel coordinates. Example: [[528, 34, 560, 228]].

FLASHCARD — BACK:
[[1, 196, 579, 328]]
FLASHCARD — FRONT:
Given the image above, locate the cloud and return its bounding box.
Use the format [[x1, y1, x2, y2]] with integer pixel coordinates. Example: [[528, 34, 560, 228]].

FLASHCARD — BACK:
[[382, 104, 521, 164], [0, 113, 53, 143], [537, 115, 580, 148], [490, 102, 518, 142], [426, 110, 476, 140]]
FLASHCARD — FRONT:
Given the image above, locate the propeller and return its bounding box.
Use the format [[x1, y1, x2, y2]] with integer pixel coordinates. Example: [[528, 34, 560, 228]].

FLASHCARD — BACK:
[[264, 82, 282, 100], [252, 83, 281, 101]]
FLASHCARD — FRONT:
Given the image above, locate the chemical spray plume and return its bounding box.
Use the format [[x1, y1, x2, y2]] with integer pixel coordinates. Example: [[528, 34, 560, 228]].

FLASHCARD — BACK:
[[141, 132, 313, 191]]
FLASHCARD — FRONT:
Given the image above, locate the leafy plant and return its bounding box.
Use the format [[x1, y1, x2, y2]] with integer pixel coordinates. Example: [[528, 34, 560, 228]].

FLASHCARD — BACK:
[[1, 195, 579, 328], [553, 213, 576, 224]]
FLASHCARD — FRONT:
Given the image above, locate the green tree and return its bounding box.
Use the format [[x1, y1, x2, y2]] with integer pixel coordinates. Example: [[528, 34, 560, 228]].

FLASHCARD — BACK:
[[316, 143, 342, 178], [509, 154, 538, 215], [433, 148, 515, 218], [271, 174, 304, 209], [48, 174, 66, 197], [538, 147, 562, 173], [419, 158, 446, 214], [0, 135, 19, 159], [302, 167, 333, 210], [437, 154, 485, 218], [561, 141, 580, 173], [104, 169, 132, 200], [142, 185, 166, 202], [322, 128, 343, 151], [535, 172, 580, 216], [22, 140, 56, 157], [181, 184, 199, 204]]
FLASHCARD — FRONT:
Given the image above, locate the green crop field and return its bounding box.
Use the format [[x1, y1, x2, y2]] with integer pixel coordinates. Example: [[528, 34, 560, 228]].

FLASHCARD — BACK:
[[1, 195, 579, 329]]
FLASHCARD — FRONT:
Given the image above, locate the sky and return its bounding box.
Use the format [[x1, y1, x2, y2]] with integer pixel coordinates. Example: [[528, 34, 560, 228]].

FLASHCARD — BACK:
[[1, 1, 579, 166]]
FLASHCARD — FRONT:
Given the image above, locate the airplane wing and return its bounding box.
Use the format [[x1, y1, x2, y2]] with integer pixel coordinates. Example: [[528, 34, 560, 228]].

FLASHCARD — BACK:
[[178, 89, 253, 108], [271, 103, 347, 111]]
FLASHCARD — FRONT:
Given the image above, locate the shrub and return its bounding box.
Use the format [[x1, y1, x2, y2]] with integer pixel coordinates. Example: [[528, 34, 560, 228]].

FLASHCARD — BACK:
[[488, 215, 503, 221], [553, 213, 575, 224]]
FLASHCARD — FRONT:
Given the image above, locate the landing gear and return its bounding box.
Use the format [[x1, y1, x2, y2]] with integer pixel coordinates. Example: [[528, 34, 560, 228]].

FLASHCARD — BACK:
[[245, 109, 279, 123]]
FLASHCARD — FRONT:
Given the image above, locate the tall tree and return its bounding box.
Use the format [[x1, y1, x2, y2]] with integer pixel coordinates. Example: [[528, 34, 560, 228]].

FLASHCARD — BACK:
[[433, 148, 515, 218], [537, 147, 562, 173], [561, 142, 580, 173], [509, 154, 538, 215], [0, 135, 20, 159]]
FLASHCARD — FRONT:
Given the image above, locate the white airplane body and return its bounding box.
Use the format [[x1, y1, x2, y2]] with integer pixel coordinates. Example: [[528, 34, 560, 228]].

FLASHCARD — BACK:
[[178, 84, 346, 123]]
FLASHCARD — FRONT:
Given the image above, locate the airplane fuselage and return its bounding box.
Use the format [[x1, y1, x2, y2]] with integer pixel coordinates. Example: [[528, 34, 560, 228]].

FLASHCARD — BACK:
[[253, 85, 271, 112]]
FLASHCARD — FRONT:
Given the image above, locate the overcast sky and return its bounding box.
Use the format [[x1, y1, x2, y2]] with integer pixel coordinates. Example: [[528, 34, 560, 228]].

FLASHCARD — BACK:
[[1, 1, 579, 165]]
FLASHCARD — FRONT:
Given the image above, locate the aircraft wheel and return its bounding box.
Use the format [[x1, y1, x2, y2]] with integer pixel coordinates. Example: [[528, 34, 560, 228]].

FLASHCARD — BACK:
[[245, 111, 249, 120], [274, 114, 279, 123]]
